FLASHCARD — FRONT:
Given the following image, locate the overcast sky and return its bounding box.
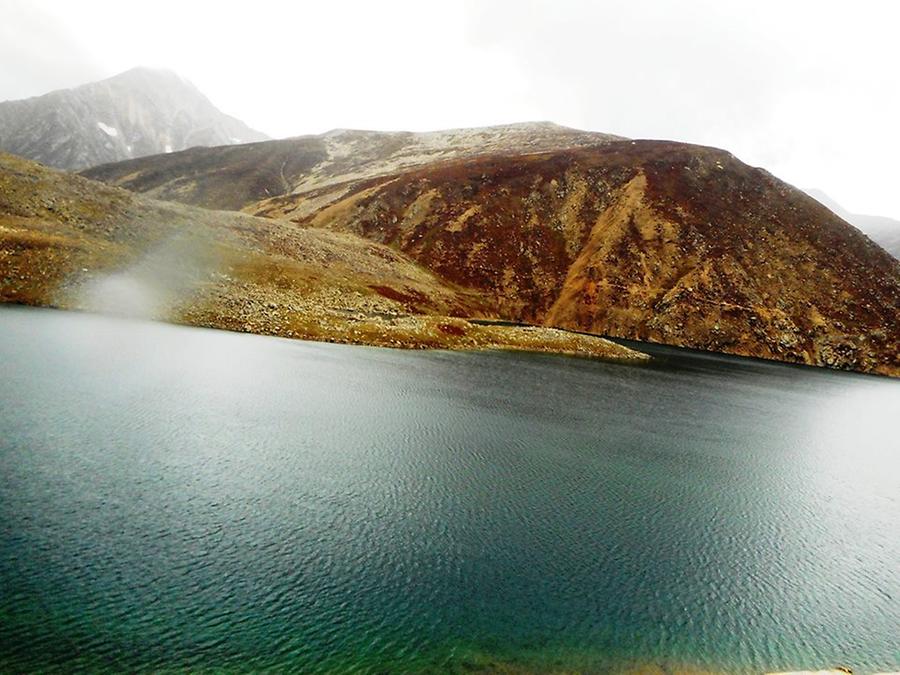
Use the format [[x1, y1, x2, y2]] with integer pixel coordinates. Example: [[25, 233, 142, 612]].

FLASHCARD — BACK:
[[2, 0, 898, 218]]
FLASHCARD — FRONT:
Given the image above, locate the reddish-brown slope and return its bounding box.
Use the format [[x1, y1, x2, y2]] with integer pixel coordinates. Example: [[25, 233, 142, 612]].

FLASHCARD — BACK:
[[255, 140, 899, 375], [2, 152, 648, 363]]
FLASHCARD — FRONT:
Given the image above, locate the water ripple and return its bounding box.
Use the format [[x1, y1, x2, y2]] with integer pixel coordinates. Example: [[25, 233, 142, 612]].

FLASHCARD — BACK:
[[0, 307, 898, 673]]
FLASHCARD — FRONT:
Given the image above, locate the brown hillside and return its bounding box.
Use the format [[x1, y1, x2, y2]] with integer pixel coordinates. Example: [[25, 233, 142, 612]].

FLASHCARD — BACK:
[[80, 126, 900, 375], [0, 152, 644, 362], [254, 140, 900, 375]]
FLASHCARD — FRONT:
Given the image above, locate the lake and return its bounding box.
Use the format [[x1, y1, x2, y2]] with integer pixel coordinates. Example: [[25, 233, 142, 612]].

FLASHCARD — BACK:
[[1, 306, 897, 673]]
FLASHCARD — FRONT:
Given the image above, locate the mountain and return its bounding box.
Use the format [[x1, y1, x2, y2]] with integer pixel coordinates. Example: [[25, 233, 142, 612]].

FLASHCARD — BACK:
[[83, 122, 623, 210], [0, 67, 268, 170], [805, 188, 900, 259], [83, 124, 900, 376], [0, 151, 643, 363]]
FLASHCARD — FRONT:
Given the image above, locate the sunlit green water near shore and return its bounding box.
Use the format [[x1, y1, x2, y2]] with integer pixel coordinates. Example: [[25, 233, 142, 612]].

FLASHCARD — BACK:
[[1, 307, 897, 673]]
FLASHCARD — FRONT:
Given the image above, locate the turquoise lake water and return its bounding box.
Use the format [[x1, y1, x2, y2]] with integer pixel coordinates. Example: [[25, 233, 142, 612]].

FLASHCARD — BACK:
[[1, 306, 898, 673]]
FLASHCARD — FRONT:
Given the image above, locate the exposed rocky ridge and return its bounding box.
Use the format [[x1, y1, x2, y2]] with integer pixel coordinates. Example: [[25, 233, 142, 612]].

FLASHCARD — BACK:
[[83, 126, 899, 375], [83, 122, 623, 210], [0, 68, 268, 171], [0, 152, 645, 363]]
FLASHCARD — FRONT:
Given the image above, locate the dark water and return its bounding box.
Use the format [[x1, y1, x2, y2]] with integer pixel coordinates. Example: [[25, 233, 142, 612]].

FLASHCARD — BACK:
[[1, 306, 897, 673]]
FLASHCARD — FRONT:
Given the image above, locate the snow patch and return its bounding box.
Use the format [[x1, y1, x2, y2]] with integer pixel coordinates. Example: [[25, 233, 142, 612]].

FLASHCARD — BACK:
[[164, 144, 173, 153], [97, 121, 119, 137]]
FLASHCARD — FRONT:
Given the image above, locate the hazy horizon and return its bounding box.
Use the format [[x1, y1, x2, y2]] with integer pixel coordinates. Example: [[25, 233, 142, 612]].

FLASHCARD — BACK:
[[2, 0, 899, 220]]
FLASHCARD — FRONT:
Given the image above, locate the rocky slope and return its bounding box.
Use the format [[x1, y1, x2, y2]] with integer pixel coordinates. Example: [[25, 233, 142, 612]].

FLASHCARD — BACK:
[[805, 189, 900, 259], [0, 152, 644, 363], [84, 126, 900, 376], [83, 122, 622, 210], [0, 68, 268, 170]]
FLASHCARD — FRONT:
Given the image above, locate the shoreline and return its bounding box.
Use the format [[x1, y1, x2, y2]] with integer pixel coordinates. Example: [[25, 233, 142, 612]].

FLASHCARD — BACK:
[[0, 302, 651, 365]]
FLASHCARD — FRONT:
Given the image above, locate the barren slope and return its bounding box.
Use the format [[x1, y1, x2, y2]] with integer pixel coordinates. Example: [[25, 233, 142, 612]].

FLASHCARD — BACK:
[[0, 153, 643, 362], [83, 123, 622, 210], [255, 141, 900, 376], [80, 126, 900, 375]]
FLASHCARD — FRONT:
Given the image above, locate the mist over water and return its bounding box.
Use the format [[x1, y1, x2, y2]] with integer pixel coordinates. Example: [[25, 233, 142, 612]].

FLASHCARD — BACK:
[[79, 272, 170, 319], [1, 307, 897, 673], [74, 230, 228, 320]]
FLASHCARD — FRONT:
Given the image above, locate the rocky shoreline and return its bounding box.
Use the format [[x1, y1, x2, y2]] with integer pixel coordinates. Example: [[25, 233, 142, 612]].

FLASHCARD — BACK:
[[176, 303, 651, 363]]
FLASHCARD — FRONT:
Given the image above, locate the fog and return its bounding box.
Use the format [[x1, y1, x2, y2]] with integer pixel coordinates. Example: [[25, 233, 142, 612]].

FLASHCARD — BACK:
[[75, 230, 229, 321], [2, 0, 899, 218]]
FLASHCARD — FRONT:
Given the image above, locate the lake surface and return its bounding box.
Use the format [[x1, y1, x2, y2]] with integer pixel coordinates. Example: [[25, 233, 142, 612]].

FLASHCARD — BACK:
[[1, 306, 897, 673]]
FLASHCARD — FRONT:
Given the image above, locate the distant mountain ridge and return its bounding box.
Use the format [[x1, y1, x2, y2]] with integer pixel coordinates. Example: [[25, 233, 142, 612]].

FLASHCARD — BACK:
[[804, 188, 900, 259], [0, 67, 268, 170]]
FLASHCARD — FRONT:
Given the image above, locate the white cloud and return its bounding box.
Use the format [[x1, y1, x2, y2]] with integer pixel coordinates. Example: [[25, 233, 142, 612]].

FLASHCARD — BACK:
[[2, 0, 898, 218]]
